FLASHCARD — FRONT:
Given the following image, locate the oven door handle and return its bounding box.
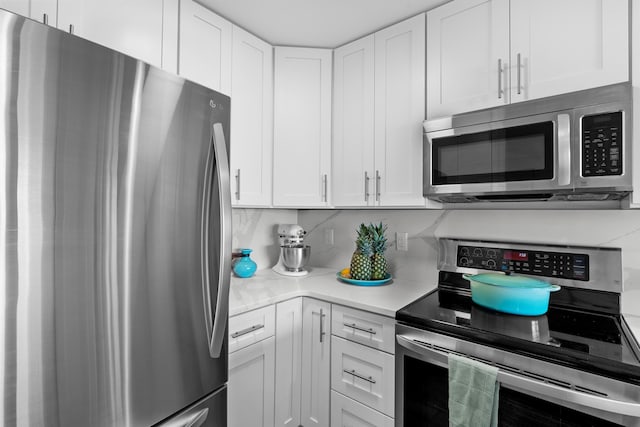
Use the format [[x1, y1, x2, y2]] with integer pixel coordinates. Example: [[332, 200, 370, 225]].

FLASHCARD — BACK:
[[397, 334, 640, 417]]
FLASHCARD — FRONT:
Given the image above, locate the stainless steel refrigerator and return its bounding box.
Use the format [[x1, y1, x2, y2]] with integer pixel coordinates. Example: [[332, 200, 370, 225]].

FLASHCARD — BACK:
[[0, 9, 231, 427]]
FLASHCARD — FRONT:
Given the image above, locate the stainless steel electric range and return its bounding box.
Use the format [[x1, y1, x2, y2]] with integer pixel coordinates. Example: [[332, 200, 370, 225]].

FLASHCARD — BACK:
[[396, 239, 640, 427]]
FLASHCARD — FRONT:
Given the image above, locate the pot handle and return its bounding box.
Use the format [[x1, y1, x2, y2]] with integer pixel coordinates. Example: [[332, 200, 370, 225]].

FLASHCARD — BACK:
[[549, 284, 561, 292], [462, 273, 473, 280]]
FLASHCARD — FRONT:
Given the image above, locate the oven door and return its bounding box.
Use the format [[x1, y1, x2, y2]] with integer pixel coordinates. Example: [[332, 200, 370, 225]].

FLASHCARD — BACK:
[[424, 112, 571, 201], [395, 325, 640, 427]]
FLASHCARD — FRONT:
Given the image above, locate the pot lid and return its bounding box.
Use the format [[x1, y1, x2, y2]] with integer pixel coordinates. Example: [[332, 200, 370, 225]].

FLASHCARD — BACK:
[[463, 272, 554, 289]]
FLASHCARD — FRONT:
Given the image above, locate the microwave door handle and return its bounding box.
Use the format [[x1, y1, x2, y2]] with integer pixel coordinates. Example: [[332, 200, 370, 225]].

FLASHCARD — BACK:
[[396, 334, 640, 417], [557, 113, 571, 186]]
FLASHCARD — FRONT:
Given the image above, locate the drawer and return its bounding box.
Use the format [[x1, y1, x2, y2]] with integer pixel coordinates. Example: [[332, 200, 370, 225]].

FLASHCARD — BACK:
[[331, 391, 394, 427], [331, 336, 395, 417], [331, 304, 395, 354], [229, 305, 275, 353]]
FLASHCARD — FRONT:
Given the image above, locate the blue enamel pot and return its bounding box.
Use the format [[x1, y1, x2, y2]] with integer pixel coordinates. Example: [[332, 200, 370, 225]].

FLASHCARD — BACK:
[[463, 273, 561, 316]]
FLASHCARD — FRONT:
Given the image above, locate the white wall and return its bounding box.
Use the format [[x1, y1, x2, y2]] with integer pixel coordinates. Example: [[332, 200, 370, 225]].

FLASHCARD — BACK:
[[232, 208, 297, 271], [297, 209, 640, 320]]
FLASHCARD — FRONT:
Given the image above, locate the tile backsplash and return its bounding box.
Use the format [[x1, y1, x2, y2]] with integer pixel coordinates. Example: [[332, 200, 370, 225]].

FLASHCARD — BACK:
[[233, 208, 640, 318]]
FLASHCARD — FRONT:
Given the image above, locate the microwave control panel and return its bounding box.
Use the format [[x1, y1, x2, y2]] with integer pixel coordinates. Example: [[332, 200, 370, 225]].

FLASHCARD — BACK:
[[582, 111, 623, 177], [457, 245, 589, 281]]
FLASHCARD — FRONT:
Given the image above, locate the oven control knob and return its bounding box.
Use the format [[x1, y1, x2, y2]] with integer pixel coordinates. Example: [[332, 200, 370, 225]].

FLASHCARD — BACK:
[[459, 257, 470, 266], [486, 259, 497, 269]]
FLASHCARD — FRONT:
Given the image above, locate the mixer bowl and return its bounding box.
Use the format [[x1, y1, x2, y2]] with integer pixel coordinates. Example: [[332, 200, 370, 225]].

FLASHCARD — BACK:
[[281, 245, 311, 271]]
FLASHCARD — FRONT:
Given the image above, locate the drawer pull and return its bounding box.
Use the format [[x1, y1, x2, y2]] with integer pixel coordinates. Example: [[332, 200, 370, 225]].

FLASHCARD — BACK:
[[231, 323, 264, 338], [344, 322, 376, 335], [343, 369, 376, 384]]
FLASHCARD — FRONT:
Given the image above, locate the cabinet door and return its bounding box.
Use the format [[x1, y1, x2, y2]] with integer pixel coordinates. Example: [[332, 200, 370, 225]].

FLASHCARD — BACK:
[[178, 0, 231, 94], [273, 47, 332, 207], [426, 0, 510, 118], [57, 0, 164, 67], [230, 25, 273, 207], [301, 298, 331, 427], [0, 0, 56, 25], [510, 0, 628, 103], [331, 391, 394, 427], [228, 336, 275, 427], [332, 35, 375, 207], [274, 299, 302, 427], [374, 14, 427, 206]]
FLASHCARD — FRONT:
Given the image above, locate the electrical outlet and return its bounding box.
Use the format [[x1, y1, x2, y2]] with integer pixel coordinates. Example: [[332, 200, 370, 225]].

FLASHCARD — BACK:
[[396, 232, 409, 251], [324, 228, 334, 245]]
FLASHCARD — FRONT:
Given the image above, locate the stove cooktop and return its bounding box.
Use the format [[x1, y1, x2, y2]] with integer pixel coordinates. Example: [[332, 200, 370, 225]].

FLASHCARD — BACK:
[[396, 273, 640, 385]]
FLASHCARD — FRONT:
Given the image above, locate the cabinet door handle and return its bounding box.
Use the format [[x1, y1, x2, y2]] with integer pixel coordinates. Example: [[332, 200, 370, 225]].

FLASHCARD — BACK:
[[235, 169, 240, 201], [364, 171, 370, 202], [322, 174, 328, 202], [42, 13, 48, 25], [516, 53, 522, 95], [68, 24, 74, 34], [497, 58, 503, 99], [375, 170, 381, 203], [319, 308, 326, 343], [343, 369, 376, 384], [230, 323, 264, 338], [343, 322, 376, 335]]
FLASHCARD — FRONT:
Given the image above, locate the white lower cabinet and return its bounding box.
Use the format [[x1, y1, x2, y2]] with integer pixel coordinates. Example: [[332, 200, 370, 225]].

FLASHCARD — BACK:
[[330, 305, 396, 424], [274, 298, 303, 426], [301, 298, 331, 427], [331, 336, 395, 417], [331, 391, 394, 427], [231, 300, 392, 427], [228, 336, 276, 427]]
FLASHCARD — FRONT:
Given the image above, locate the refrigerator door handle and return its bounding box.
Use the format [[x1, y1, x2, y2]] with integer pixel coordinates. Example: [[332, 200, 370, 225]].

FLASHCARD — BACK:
[[202, 122, 232, 359], [157, 408, 209, 427], [185, 408, 209, 427]]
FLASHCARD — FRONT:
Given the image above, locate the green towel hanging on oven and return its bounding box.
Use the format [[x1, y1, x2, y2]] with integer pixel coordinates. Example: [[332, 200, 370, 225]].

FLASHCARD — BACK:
[[448, 353, 500, 427]]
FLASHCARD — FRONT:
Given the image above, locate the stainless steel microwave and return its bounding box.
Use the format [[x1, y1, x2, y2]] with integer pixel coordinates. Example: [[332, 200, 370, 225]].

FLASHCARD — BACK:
[[423, 83, 632, 203]]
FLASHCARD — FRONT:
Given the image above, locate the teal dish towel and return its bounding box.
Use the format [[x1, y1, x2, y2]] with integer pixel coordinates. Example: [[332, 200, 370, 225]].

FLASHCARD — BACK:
[[448, 353, 500, 427]]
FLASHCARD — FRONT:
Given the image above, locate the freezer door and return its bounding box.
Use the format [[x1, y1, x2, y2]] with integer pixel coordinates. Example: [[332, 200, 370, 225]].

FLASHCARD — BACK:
[[157, 386, 227, 427], [0, 10, 230, 427]]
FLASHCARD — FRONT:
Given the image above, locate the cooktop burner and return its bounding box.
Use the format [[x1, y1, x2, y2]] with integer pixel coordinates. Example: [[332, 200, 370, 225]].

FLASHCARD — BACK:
[[397, 272, 640, 384]]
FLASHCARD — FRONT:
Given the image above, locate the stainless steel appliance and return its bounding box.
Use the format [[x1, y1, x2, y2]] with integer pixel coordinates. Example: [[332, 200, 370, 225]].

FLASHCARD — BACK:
[[396, 239, 640, 426], [272, 224, 311, 276], [0, 9, 231, 427], [423, 83, 632, 203]]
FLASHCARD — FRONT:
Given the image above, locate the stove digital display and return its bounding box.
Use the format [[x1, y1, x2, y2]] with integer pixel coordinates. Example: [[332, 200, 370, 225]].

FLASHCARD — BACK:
[[504, 250, 528, 261]]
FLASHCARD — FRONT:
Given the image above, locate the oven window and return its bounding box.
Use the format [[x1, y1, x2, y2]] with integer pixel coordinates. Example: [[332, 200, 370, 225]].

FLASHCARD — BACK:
[[431, 122, 554, 185], [402, 355, 622, 427]]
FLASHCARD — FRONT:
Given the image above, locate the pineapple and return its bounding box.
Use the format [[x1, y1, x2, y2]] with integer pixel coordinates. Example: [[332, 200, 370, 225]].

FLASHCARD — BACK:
[[369, 223, 388, 280], [350, 223, 373, 280]]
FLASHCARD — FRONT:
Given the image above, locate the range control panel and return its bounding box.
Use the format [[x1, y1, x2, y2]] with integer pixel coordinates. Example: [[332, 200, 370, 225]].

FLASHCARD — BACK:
[[582, 111, 623, 177], [457, 245, 589, 281]]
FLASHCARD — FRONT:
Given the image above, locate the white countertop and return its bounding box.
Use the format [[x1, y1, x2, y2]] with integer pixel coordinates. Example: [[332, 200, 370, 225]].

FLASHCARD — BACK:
[[229, 267, 434, 318]]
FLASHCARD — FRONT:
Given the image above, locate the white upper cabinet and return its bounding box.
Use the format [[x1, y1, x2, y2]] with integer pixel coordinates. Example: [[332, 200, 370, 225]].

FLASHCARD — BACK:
[[509, 0, 628, 103], [0, 0, 57, 25], [374, 14, 426, 206], [427, 0, 629, 119], [179, 0, 232, 94], [333, 14, 426, 207], [426, 0, 509, 118], [58, 0, 164, 68], [0, 0, 164, 68], [333, 35, 376, 207], [273, 47, 332, 207], [230, 25, 273, 207]]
